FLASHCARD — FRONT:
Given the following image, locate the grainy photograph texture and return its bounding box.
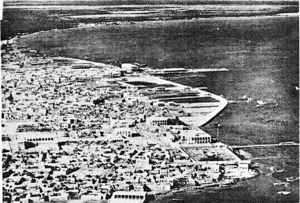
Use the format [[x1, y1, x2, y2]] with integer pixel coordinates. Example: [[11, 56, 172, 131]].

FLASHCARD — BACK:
[[1, 0, 299, 203]]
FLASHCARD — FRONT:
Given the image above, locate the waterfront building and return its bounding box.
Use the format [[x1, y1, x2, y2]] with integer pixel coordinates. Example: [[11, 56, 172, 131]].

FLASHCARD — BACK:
[[121, 63, 138, 72], [180, 129, 211, 145], [146, 116, 168, 126], [109, 191, 148, 203]]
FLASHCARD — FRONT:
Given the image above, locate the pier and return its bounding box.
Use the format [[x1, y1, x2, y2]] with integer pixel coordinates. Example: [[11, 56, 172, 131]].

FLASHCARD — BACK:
[[230, 142, 299, 149]]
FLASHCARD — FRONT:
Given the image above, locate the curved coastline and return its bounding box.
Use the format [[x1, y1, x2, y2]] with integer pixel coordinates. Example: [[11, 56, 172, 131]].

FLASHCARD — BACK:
[[9, 11, 299, 131], [15, 12, 299, 42], [1, 41, 260, 202], [2, 9, 299, 203]]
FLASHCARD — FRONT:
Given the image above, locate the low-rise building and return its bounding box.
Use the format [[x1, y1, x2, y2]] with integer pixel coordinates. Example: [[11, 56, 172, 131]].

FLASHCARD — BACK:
[[113, 127, 132, 137], [180, 129, 211, 145], [146, 116, 168, 126]]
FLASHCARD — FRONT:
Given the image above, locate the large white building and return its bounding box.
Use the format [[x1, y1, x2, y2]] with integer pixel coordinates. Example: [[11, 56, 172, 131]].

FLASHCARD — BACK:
[[180, 129, 211, 145], [146, 116, 168, 126], [109, 191, 148, 203], [121, 63, 138, 72], [113, 127, 132, 137]]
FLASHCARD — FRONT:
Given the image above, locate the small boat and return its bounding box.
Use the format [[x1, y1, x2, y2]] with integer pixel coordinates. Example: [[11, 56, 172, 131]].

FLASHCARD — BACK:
[[273, 182, 289, 186], [286, 177, 299, 182], [277, 191, 291, 195], [228, 100, 237, 104], [256, 100, 265, 106], [171, 198, 184, 202], [239, 95, 247, 100]]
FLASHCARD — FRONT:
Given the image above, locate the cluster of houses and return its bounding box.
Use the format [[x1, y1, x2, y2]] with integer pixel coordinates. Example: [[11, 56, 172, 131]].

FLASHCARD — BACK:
[[3, 136, 257, 203], [2, 42, 258, 203], [1, 43, 218, 151], [3, 139, 176, 202]]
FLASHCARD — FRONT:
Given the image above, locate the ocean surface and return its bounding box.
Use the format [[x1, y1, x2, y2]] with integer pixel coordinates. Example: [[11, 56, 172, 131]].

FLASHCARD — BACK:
[[16, 15, 299, 203]]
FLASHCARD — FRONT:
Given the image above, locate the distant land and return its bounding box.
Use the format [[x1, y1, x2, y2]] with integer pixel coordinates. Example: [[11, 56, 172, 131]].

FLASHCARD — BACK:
[[1, 0, 298, 40], [3, 0, 300, 5]]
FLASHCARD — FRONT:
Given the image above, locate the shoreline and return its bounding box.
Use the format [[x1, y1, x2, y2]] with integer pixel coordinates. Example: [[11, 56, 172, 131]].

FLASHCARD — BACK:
[[2, 9, 299, 202], [2, 41, 258, 193], [9, 12, 298, 44]]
